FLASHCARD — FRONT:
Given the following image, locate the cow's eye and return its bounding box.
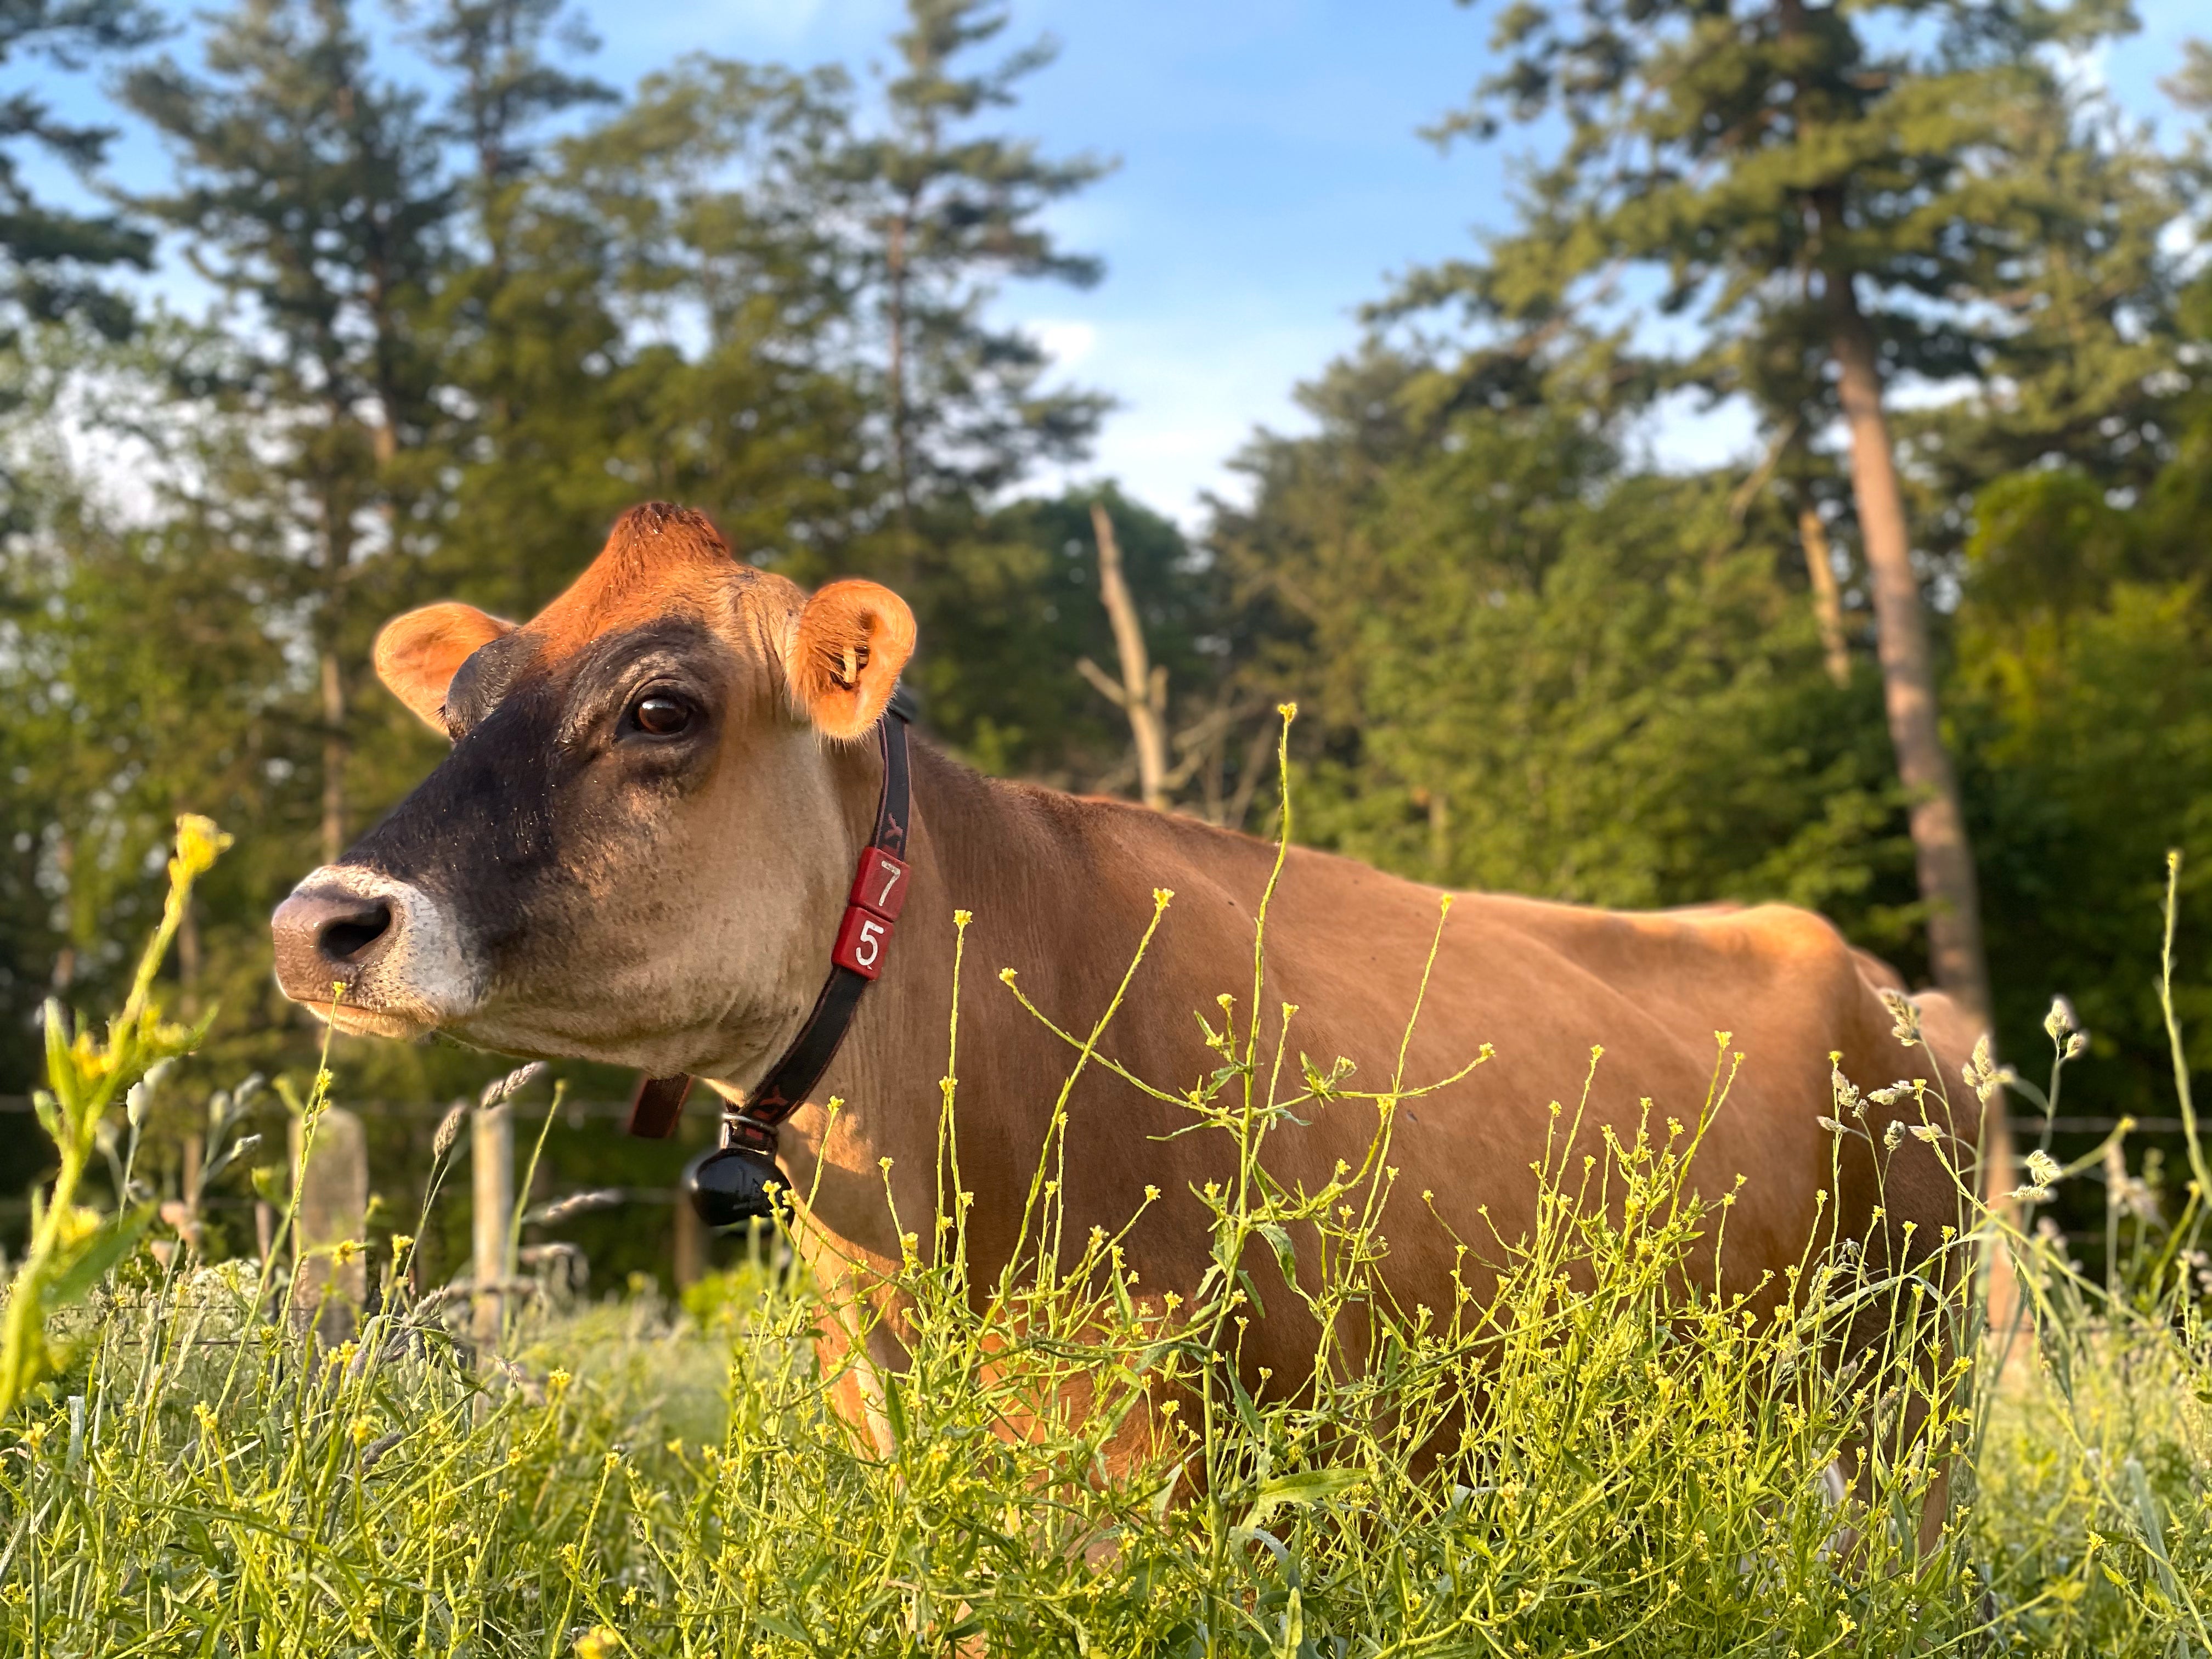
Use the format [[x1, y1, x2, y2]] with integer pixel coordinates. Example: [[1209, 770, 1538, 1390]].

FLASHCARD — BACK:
[[630, 693, 693, 737]]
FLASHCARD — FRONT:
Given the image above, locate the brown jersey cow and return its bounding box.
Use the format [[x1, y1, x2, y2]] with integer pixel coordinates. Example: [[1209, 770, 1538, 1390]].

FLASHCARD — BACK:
[[270, 503, 1992, 1505]]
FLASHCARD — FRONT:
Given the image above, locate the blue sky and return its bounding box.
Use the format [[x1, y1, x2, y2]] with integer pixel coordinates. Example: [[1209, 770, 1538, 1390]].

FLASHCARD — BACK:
[[22, 0, 2210, 524]]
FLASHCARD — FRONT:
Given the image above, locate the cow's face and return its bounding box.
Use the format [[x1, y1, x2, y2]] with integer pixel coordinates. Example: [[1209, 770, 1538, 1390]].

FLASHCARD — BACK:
[[268, 503, 915, 1077]]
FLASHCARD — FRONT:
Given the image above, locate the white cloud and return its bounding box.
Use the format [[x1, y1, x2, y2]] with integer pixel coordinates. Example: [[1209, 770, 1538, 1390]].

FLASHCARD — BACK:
[[1028, 318, 1098, 370]]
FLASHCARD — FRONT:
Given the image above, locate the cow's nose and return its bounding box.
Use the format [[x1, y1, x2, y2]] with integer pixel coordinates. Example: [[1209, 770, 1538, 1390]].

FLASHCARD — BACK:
[[272, 882, 397, 990]]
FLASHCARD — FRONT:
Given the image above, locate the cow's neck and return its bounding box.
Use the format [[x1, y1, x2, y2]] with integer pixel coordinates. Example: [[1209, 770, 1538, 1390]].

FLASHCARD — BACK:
[[887, 742, 1127, 1081], [723, 736, 1137, 1269]]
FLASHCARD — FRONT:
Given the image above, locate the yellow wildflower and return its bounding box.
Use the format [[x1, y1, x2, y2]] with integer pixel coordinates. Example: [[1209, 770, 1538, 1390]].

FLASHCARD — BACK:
[[172, 815, 234, 881]]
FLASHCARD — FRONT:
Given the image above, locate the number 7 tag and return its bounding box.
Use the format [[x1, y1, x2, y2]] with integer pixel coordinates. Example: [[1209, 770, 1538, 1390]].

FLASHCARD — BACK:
[[849, 848, 910, 922], [833, 906, 892, 979]]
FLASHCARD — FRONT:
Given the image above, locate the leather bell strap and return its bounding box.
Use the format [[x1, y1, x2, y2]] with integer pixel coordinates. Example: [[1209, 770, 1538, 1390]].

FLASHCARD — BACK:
[[624, 692, 914, 1140]]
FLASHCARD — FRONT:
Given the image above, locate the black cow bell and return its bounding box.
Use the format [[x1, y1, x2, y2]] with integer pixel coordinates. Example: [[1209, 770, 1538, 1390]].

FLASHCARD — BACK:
[[683, 1133, 786, 1229]]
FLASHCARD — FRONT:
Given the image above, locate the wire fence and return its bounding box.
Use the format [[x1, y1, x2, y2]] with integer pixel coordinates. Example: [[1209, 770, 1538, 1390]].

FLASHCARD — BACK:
[[3, 1100, 2185, 1133], [2, 1101, 2194, 1242], [0, 1093, 647, 1119], [0, 1097, 684, 1231]]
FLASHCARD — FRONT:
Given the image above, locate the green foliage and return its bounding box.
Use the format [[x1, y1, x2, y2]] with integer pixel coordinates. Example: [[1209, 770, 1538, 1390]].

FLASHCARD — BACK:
[[0, 814, 227, 1416], [1895, 103, 2191, 553], [1220, 353, 1917, 945], [1954, 300, 2212, 1136], [856, 0, 1110, 519], [1339, 474, 1906, 920]]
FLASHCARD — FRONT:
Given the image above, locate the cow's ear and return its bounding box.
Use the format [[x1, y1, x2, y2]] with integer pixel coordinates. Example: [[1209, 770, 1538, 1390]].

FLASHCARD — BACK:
[[374, 603, 516, 732], [785, 579, 916, 739]]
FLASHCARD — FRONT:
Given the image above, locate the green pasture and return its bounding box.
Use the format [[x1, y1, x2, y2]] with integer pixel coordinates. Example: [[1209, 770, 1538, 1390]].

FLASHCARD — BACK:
[[3, 823, 2210, 1657]]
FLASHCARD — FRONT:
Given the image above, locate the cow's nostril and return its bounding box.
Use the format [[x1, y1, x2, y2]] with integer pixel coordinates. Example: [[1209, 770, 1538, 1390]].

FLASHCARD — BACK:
[[317, 902, 393, 964]]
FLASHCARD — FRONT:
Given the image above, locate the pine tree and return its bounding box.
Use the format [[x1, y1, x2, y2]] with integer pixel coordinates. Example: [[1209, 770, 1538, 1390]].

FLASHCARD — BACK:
[[849, 0, 1110, 543], [398, 0, 623, 612], [1889, 86, 2188, 563], [123, 0, 453, 862], [1411, 0, 2163, 1024], [415, 52, 874, 617], [0, 0, 159, 343]]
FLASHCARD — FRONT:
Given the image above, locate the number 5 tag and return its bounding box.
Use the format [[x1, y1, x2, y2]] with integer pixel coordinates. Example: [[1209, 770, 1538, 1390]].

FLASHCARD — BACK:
[[833, 906, 893, 979]]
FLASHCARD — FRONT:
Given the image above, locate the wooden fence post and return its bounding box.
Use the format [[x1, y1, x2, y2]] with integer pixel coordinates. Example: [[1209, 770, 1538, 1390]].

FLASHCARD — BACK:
[[472, 1099, 514, 1350], [674, 1182, 705, 1290], [290, 1106, 368, 1344]]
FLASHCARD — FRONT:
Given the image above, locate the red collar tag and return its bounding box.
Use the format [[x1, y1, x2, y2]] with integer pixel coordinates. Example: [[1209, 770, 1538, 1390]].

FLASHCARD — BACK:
[[832, 848, 910, 980], [851, 847, 910, 921]]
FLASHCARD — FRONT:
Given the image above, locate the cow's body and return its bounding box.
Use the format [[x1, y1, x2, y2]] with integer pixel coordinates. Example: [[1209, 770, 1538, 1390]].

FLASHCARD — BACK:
[[744, 738, 1981, 1389], [268, 503, 1989, 1497]]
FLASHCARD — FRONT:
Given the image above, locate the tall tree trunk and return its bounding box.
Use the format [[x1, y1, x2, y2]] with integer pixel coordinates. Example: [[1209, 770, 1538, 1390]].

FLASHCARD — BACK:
[[885, 206, 913, 571], [320, 648, 347, 865], [1827, 278, 1990, 1028], [1796, 499, 1852, 687]]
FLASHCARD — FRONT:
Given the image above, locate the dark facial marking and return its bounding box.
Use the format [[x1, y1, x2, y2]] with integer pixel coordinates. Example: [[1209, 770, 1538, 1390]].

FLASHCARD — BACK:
[[556, 619, 725, 764], [341, 616, 732, 968]]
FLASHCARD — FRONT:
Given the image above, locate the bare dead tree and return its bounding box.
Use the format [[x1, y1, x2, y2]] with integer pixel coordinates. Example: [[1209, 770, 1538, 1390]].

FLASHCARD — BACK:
[[1077, 501, 1172, 811], [1075, 499, 1280, 828]]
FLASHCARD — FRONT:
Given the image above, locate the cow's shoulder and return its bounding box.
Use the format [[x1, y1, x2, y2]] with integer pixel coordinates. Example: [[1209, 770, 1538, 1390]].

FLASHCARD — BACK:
[[966, 772, 1308, 890]]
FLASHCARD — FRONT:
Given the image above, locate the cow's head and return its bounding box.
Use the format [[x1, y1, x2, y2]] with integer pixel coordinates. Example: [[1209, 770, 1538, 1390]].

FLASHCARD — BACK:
[[269, 503, 915, 1077]]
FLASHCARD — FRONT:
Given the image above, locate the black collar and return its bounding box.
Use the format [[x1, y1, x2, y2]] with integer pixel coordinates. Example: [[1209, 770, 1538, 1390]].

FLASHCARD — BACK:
[[624, 692, 915, 1193]]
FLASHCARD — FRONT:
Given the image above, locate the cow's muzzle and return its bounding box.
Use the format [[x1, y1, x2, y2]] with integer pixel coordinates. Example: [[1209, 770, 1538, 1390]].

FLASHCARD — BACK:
[[271, 868, 481, 1037]]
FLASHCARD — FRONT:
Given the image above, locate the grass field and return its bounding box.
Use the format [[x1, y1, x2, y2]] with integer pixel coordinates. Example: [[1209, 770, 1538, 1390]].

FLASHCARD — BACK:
[[3, 822, 2210, 1656]]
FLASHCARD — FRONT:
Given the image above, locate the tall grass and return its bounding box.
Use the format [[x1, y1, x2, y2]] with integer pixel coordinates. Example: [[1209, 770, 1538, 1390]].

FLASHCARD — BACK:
[[2, 815, 2208, 1655]]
